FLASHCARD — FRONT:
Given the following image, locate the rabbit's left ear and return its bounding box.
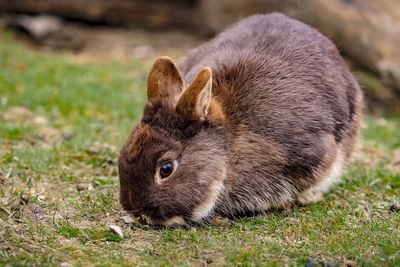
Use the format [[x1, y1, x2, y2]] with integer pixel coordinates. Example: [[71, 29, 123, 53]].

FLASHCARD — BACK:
[[147, 56, 184, 100], [176, 67, 212, 121]]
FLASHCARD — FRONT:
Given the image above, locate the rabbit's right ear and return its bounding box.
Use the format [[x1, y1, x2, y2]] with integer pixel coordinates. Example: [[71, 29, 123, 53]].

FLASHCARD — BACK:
[[147, 56, 184, 100], [176, 67, 212, 121]]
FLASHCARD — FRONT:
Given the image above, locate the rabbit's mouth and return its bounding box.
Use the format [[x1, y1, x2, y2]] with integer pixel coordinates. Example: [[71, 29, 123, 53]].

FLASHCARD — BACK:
[[124, 211, 154, 225], [138, 214, 153, 225], [126, 209, 189, 227]]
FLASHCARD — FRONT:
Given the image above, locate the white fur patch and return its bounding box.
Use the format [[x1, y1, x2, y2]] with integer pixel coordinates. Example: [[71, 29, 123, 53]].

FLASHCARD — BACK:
[[256, 190, 293, 212], [298, 146, 344, 204], [191, 169, 226, 221]]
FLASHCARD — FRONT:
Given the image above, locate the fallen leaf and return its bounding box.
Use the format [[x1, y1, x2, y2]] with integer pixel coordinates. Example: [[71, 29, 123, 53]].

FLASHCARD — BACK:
[[62, 130, 73, 139], [209, 216, 231, 226], [122, 215, 135, 224], [23, 203, 45, 220], [369, 179, 382, 187], [76, 183, 94, 192], [288, 218, 300, 225], [60, 262, 74, 267], [109, 225, 124, 238]]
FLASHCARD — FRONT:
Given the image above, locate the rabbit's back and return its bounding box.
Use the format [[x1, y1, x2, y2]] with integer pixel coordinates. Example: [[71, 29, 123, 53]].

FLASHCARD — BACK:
[[180, 13, 361, 153], [179, 13, 363, 214], [180, 13, 359, 141]]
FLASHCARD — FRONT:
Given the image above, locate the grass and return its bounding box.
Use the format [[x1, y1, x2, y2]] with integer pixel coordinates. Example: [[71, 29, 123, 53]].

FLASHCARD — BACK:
[[0, 31, 399, 266]]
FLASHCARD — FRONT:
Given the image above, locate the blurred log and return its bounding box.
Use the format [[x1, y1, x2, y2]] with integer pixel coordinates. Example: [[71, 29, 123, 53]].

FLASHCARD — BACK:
[[200, 0, 400, 111], [1, 0, 400, 112], [0, 0, 199, 29]]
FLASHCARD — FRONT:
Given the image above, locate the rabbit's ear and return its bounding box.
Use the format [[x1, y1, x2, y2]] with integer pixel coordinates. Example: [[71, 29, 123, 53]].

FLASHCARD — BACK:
[[176, 67, 212, 121], [147, 56, 184, 100]]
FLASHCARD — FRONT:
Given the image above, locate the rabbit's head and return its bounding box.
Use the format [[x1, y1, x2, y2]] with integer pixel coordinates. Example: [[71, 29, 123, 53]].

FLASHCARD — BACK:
[[118, 57, 228, 226]]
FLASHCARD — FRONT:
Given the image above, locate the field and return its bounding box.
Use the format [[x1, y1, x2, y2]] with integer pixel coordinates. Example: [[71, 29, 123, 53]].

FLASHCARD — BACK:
[[0, 31, 399, 266]]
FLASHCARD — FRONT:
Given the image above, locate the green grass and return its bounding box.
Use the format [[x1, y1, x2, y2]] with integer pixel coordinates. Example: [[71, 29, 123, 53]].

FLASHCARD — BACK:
[[0, 32, 399, 266]]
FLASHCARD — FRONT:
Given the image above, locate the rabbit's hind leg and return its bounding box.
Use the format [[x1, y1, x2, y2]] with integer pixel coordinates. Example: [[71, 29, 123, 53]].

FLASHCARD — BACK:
[[297, 141, 345, 205]]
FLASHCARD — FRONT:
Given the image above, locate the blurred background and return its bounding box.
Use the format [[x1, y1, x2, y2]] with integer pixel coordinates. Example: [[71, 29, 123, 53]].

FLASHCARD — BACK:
[[1, 0, 400, 114]]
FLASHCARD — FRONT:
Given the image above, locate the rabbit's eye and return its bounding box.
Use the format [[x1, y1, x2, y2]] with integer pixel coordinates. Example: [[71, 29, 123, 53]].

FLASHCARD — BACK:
[[160, 162, 174, 179]]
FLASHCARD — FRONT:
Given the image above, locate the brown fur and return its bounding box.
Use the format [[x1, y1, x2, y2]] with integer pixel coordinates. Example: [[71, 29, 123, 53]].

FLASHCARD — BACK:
[[124, 125, 151, 161], [118, 13, 363, 225], [208, 99, 227, 124], [176, 67, 212, 120]]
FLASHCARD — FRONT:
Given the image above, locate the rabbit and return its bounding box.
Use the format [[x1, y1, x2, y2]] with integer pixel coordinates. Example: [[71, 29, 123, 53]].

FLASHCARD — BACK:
[[118, 13, 363, 226]]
